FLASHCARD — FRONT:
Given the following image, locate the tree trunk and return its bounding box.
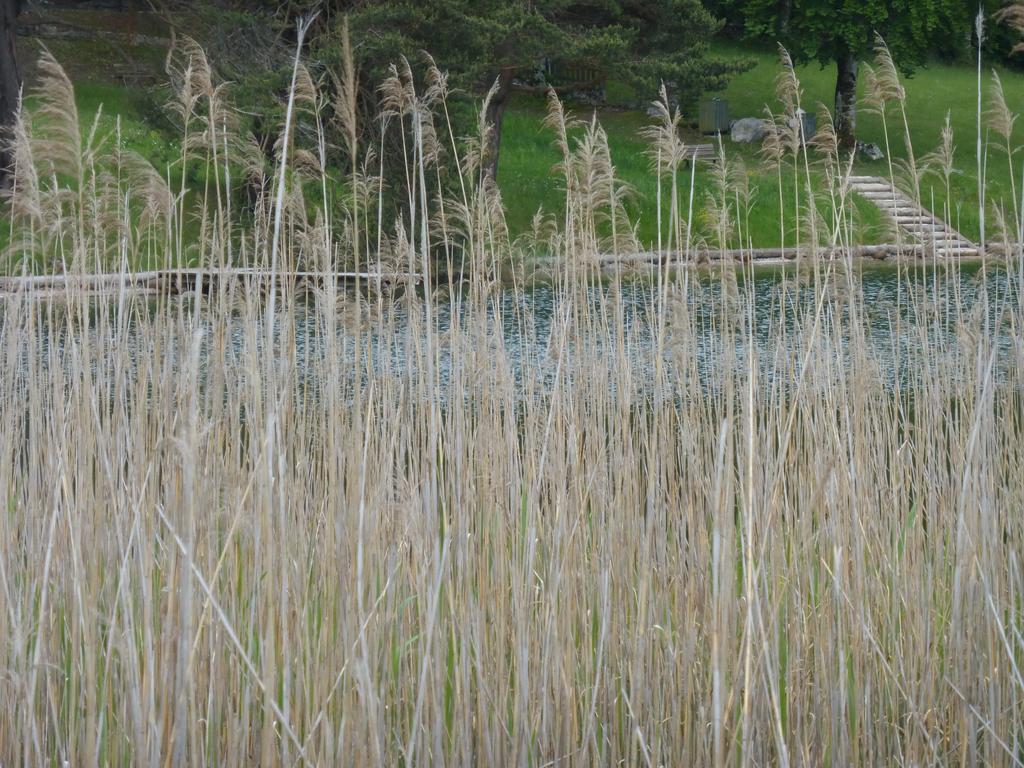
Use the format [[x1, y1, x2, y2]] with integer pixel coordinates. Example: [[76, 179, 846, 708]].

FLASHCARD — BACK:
[[834, 52, 858, 152], [483, 67, 515, 183], [777, 0, 792, 36], [0, 0, 22, 189]]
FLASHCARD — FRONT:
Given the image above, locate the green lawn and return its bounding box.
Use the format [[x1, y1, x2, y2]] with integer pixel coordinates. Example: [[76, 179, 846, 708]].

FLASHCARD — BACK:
[[499, 95, 887, 250], [714, 42, 1024, 244], [499, 42, 1024, 248]]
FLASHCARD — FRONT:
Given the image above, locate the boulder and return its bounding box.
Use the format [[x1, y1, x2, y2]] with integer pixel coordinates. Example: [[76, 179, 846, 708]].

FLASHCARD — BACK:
[[857, 141, 885, 161], [730, 117, 768, 144], [646, 100, 680, 118]]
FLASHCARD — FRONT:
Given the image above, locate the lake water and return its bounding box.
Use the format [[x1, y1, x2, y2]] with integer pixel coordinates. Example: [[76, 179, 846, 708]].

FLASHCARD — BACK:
[[4, 263, 1022, 401], [281, 263, 1023, 399]]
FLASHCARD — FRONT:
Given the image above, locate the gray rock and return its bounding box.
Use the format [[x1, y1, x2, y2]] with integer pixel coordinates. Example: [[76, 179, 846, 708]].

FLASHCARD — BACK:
[[730, 117, 768, 144], [646, 100, 680, 118], [857, 141, 885, 161]]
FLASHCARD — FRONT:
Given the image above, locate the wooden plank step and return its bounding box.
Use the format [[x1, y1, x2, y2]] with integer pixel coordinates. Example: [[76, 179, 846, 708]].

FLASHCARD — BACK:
[[899, 219, 936, 227], [874, 202, 924, 210], [911, 232, 969, 241], [856, 189, 899, 196], [876, 205, 926, 214], [846, 173, 977, 257]]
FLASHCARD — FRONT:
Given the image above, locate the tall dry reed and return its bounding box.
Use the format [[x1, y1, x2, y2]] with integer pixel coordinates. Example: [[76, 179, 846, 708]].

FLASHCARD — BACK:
[[0, 24, 1023, 768]]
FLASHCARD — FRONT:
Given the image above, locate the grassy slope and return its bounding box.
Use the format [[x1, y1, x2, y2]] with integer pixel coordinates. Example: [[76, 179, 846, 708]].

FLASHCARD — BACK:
[[500, 42, 1024, 248], [714, 42, 1024, 244], [19, 29, 181, 174], [499, 96, 886, 250]]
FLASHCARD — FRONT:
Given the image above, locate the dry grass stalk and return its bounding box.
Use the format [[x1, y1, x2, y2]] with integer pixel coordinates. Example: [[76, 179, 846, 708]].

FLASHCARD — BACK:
[[0, 32, 1022, 768]]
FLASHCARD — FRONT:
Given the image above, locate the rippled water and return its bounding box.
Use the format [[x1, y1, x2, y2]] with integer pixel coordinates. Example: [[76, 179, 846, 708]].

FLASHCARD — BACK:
[[5, 263, 1023, 399], [276, 263, 1023, 398]]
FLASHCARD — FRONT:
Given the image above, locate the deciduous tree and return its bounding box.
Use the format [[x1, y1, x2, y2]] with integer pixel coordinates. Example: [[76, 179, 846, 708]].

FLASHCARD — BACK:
[[742, 0, 970, 149]]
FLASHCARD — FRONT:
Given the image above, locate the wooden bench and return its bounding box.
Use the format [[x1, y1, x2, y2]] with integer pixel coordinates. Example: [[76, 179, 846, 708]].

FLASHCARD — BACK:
[[684, 144, 720, 166]]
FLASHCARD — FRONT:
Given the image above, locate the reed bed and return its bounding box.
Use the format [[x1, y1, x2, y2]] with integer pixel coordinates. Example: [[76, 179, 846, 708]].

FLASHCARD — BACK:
[[1, 23, 1024, 768]]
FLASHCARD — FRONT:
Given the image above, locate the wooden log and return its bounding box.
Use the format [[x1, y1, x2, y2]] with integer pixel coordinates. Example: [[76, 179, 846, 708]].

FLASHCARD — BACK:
[[0, 268, 422, 297], [166, 269, 421, 292], [0, 271, 165, 292], [594, 242, 993, 268]]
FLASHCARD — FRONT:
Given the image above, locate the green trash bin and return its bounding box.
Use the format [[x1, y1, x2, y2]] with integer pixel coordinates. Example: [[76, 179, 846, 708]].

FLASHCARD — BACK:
[[699, 98, 730, 135], [796, 109, 817, 143]]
